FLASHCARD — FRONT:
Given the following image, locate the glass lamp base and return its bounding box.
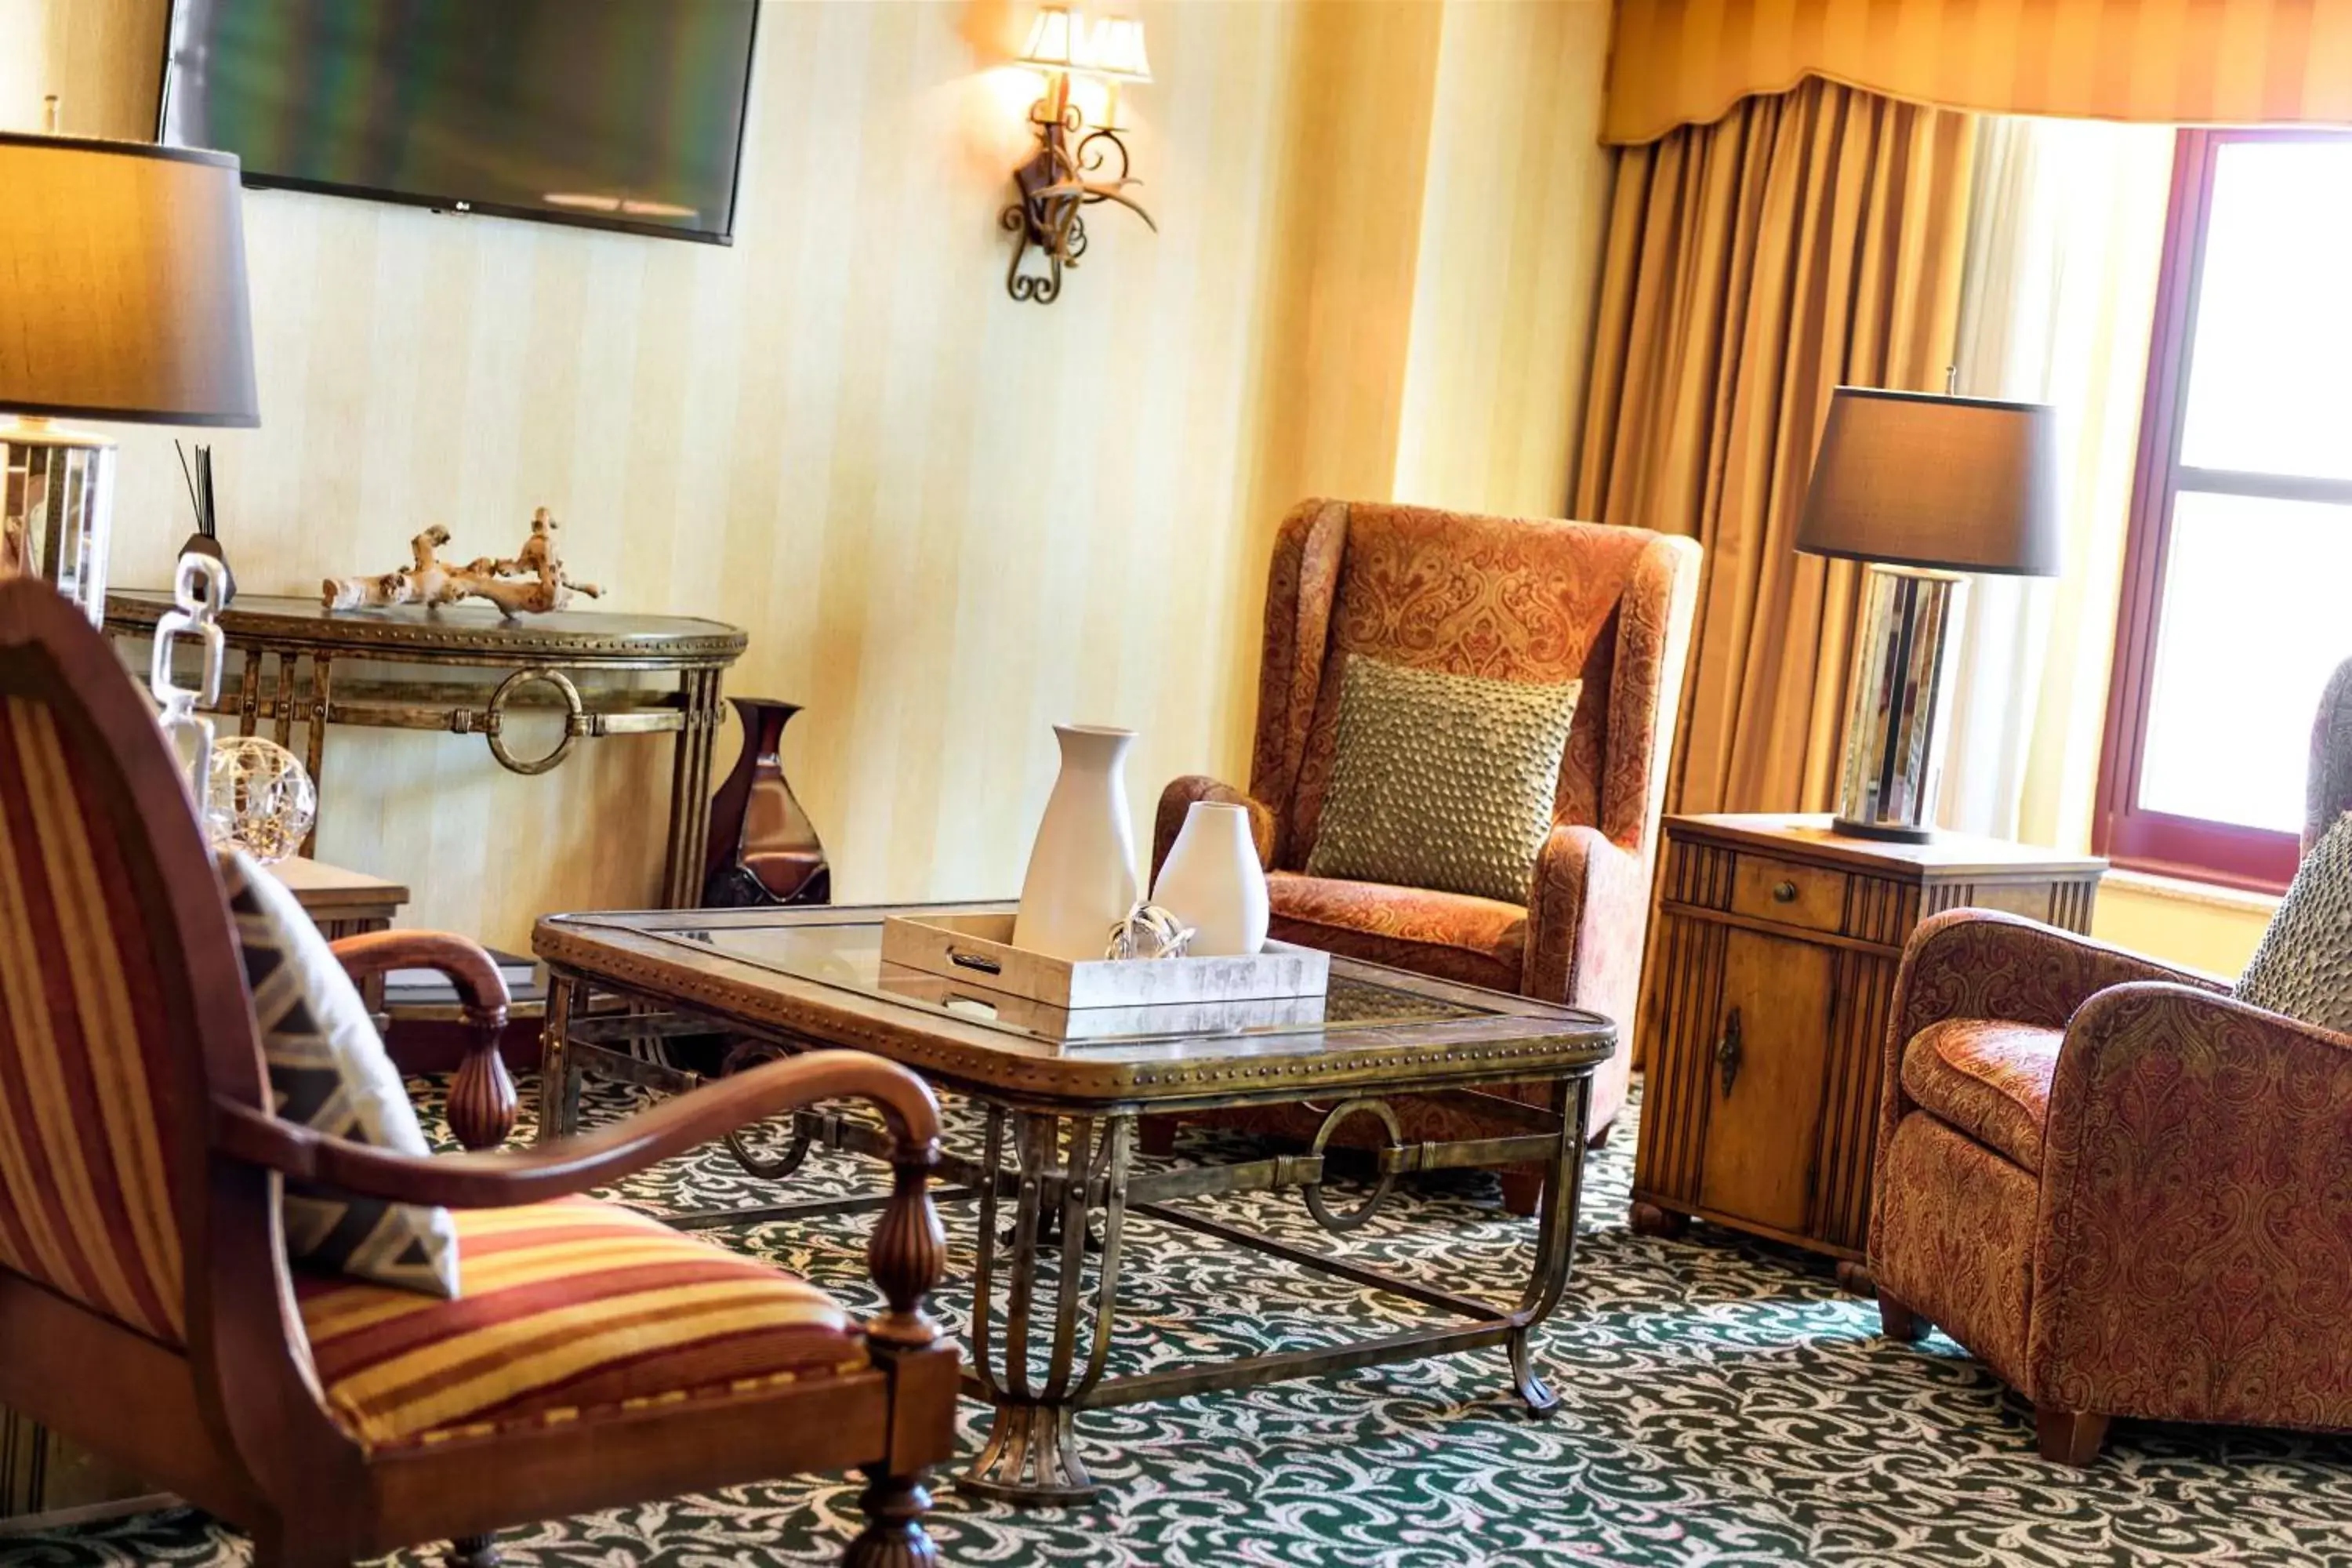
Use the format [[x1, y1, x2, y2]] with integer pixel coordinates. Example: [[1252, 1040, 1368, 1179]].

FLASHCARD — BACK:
[[1831, 564, 1968, 842], [1, 419, 117, 626]]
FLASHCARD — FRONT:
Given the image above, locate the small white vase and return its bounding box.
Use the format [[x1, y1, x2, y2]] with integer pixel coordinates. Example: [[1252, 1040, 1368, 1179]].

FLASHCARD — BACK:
[[1150, 800, 1270, 957], [1012, 724, 1140, 961]]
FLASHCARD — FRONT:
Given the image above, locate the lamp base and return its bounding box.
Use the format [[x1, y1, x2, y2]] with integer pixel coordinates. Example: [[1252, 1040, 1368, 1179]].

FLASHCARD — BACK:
[[1831, 564, 1967, 841], [1829, 815, 1936, 844], [0, 417, 117, 627]]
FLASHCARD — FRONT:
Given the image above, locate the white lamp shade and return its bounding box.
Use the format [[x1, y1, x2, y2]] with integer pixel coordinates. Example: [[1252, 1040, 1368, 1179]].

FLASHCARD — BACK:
[[1087, 18, 1152, 82], [1019, 6, 1080, 68], [0, 132, 258, 427]]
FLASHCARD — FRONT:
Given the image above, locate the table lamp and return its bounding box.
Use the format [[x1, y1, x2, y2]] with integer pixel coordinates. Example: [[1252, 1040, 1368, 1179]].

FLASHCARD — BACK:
[[0, 129, 259, 626], [1796, 387, 2060, 841]]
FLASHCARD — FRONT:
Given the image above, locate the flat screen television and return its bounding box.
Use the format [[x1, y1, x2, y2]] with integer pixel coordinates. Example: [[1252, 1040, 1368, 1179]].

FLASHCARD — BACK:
[[159, 0, 760, 244]]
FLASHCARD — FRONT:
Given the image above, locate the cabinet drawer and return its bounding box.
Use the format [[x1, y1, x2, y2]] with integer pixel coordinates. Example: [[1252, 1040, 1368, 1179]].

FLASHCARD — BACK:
[[1729, 853, 1847, 934]]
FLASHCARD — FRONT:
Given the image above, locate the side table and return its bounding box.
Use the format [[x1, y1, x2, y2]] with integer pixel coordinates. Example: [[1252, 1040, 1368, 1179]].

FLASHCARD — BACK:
[[1628, 814, 2104, 1288], [105, 592, 746, 907], [270, 856, 408, 1011]]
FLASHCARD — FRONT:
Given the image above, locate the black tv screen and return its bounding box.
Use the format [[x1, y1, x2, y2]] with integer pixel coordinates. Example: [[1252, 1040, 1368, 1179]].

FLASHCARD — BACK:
[[160, 0, 760, 244]]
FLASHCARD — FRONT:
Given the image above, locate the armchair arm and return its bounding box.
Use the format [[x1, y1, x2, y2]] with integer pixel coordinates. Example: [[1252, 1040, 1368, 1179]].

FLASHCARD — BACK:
[[1875, 910, 2227, 1201], [2028, 984, 2352, 1428], [331, 930, 517, 1150], [213, 1047, 949, 1345], [1152, 775, 1275, 883], [1522, 824, 1645, 1019]]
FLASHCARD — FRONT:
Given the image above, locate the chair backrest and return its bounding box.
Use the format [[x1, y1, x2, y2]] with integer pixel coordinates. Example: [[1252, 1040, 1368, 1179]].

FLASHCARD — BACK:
[[2310, 657, 2352, 857], [0, 580, 263, 1348], [1245, 499, 1700, 876]]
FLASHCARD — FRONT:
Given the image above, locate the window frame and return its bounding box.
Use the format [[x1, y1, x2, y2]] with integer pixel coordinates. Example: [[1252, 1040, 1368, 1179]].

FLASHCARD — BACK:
[[2094, 126, 2352, 894]]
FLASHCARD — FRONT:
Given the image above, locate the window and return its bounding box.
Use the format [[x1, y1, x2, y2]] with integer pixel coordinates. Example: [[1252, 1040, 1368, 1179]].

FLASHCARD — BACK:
[[2096, 131, 2352, 891]]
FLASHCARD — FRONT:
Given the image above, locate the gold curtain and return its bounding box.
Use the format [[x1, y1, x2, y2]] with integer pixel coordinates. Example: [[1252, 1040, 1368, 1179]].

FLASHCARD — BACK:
[[1606, 0, 2352, 146], [1574, 78, 1976, 816]]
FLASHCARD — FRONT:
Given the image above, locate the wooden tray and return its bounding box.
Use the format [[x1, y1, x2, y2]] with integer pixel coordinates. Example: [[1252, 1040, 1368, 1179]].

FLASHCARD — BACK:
[[880, 911, 1328, 1011]]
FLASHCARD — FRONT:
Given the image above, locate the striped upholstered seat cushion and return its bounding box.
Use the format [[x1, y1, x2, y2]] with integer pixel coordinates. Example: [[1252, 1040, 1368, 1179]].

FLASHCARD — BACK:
[[296, 1195, 866, 1450]]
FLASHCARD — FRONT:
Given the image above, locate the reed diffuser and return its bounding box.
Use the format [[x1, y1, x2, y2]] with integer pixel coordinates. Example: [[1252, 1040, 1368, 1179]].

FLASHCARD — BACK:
[[175, 441, 233, 606]]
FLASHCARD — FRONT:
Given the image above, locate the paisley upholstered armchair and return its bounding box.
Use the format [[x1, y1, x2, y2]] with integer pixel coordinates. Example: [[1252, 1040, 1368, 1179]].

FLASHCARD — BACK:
[[1152, 499, 1700, 1210], [1871, 657, 2352, 1463]]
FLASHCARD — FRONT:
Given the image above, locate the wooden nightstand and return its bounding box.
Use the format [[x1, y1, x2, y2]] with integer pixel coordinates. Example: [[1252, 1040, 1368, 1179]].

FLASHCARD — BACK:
[[1628, 814, 2104, 1287]]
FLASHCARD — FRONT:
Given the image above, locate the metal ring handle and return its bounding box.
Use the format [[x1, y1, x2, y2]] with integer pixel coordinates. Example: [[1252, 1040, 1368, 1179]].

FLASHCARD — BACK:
[[485, 667, 585, 775], [1303, 1098, 1405, 1235]]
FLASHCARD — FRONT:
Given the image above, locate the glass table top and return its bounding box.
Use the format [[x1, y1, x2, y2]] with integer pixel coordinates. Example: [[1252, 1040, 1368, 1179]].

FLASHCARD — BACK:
[[631, 916, 1495, 1050]]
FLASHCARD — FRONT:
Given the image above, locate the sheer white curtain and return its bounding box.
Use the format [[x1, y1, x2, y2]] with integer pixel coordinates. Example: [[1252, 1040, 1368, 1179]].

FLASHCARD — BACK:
[[1937, 115, 2176, 849]]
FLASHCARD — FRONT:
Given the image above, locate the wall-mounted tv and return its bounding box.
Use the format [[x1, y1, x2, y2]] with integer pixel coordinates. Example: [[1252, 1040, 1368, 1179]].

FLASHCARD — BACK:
[[159, 0, 760, 245]]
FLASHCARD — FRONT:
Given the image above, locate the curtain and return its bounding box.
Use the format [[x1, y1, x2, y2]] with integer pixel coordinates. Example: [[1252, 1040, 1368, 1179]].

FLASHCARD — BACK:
[[1605, 0, 2352, 146], [1575, 78, 1976, 817], [1936, 117, 2177, 849]]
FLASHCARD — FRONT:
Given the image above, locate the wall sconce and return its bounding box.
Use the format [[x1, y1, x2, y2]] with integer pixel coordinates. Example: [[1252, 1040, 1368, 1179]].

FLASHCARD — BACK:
[[1000, 6, 1155, 305]]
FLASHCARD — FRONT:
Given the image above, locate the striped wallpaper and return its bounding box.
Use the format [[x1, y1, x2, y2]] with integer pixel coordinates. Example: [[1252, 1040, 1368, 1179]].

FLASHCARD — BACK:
[[1606, 0, 2352, 143], [13, 0, 1613, 950]]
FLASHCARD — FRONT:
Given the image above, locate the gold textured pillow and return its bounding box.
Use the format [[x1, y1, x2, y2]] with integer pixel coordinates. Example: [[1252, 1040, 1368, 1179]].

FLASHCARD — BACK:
[[1305, 655, 1581, 905]]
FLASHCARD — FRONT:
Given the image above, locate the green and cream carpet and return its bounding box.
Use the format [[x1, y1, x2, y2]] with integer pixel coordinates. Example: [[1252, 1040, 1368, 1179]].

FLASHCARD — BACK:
[[16, 1078, 2352, 1567]]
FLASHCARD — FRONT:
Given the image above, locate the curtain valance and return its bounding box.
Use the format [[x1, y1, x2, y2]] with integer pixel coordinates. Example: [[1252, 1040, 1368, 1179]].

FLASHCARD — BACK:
[[1606, 0, 2352, 145]]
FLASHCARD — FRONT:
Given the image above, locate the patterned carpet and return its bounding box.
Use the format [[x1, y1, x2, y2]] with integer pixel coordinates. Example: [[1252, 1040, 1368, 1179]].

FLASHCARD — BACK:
[[16, 1076, 2352, 1568]]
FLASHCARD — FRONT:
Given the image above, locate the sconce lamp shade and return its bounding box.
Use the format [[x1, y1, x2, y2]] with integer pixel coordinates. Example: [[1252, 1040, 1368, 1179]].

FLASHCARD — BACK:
[[1087, 18, 1152, 81], [0, 132, 259, 426], [1019, 6, 1080, 70], [1795, 387, 2061, 577]]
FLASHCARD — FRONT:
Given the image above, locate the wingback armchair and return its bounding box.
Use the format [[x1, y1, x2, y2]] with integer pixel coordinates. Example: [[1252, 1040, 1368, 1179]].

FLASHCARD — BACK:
[[1871, 656, 2352, 1464], [1152, 499, 1700, 1206], [0, 580, 956, 1566]]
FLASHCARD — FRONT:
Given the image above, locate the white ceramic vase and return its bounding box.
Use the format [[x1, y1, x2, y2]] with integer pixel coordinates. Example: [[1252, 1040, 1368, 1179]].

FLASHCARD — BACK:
[[1150, 800, 1270, 957], [1011, 724, 1140, 961]]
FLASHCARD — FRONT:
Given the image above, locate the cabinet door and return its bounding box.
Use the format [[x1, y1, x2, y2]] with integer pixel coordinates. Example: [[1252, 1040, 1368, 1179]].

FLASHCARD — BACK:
[[1694, 929, 1837, 1236]]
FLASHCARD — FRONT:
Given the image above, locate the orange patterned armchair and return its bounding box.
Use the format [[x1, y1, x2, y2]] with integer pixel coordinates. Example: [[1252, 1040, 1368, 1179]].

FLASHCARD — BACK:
[[1152, 499, 1700, 1202], [1871, 656, 2352, 1464]]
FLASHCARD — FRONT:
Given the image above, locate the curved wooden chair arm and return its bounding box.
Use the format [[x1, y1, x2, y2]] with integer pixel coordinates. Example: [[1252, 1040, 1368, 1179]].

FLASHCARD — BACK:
[[329, 929, 511, 1022], [328, 929, 517, 1150], [214, 1047, 947, 1347]]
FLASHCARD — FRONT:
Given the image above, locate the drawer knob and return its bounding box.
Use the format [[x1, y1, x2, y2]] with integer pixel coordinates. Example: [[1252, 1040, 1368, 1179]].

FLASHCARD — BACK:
[[1771, 880, 1798, 903]]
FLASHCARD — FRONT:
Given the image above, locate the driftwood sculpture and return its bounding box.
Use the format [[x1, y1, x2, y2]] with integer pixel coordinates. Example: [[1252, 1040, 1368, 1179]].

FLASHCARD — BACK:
[[322, 509, 603, 615]]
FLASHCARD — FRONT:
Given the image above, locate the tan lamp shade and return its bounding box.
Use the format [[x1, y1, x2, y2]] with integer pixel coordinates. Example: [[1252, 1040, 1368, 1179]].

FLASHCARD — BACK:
[[1795, 387, 2060, 576], [0, 132, 259, 426]]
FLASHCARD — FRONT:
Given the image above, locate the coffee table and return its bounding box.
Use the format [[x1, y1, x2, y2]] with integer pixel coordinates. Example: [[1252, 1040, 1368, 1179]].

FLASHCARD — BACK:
[[533, 902, 1616, 1504]]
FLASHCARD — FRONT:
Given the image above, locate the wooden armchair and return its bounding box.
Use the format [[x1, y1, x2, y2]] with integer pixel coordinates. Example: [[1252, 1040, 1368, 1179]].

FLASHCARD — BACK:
[[0, 579, 957, 1566], [1869, 656, 2352, 1462]]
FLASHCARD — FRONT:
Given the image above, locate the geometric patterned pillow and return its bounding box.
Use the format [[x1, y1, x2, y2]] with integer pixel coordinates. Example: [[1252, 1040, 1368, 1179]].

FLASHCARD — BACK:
[[219, 848, 459, 1298], [2237, 811, 2352, 1037]]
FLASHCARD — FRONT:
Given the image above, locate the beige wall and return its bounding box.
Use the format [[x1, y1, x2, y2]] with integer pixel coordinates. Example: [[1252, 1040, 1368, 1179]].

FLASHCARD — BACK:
[[9, 0, 1615, 949]]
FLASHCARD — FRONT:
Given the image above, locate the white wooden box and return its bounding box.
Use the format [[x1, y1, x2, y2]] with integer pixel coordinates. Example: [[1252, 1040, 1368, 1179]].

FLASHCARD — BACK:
[[879, 912, 1329, 1011]]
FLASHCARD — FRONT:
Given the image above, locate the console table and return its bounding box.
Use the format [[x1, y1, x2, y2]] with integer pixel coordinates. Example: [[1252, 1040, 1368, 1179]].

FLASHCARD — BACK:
[[105, 592, 747, 907]]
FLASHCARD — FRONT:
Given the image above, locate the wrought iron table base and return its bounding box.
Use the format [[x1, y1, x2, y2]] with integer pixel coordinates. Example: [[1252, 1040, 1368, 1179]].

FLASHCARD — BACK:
[[543, 990, 1596, 1508]]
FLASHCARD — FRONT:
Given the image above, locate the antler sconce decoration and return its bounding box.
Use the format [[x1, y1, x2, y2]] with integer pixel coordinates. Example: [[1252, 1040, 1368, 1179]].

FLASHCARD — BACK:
[[1001, 7, 1155, 305]]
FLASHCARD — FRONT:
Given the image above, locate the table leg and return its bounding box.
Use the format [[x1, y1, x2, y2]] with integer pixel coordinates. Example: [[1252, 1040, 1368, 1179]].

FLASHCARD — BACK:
[[537, 972, 582, 1145], [1505, 1073, 1592, 1415], [662, 668, 722, 909], [961, 1109, 1132, 1505]]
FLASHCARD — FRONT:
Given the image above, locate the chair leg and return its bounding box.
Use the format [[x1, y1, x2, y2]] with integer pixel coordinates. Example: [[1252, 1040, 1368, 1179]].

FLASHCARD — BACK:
[[1877, 1290, 1929, 1343], [2035, 1406, 2111, 1466], [1587, 1120, 1615, 1152], [1498, 1167, 1544, 1218], [844, 1467, 938, 1568], [447, 1534, 503, 1566]]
